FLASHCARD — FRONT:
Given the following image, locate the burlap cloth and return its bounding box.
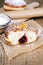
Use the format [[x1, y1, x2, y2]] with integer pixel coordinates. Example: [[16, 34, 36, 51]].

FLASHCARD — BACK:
[[0, 20, 43, 61]]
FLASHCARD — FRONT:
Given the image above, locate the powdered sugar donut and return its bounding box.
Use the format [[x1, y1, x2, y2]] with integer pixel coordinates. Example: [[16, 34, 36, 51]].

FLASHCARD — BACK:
[[4, 0, 26, 11]]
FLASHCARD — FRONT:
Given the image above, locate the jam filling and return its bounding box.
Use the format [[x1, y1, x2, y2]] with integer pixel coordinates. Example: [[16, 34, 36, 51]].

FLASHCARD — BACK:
[[19, 35, 27, 44]]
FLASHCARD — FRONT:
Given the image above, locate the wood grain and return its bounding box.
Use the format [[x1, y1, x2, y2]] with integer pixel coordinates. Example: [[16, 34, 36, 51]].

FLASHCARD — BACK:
[[0, 8, 43, 19]]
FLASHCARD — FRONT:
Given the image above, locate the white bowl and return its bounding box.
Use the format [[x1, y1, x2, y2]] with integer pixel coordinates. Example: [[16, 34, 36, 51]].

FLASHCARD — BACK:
[[0, 14, 11, 34]]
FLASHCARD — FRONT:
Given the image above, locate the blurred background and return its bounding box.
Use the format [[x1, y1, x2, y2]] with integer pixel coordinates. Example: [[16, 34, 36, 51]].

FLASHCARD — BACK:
[[0, 0, 43, 7]]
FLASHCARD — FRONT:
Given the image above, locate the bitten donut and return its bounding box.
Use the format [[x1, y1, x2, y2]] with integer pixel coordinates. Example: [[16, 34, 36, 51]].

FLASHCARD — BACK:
[[4, 21, 37, 45]]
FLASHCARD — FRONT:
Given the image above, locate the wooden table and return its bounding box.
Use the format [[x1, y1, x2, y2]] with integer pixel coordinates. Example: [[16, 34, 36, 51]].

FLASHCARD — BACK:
[[0, 8, 43, 65]]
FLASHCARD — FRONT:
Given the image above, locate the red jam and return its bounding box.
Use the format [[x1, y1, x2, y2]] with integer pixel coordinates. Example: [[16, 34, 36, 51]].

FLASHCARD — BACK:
[[19, 35, 27, 44]]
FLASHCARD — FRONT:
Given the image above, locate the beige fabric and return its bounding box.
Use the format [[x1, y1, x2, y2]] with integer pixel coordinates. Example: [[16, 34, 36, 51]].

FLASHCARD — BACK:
[[0, 20, 43, 60], [0, 43, 43, 65]]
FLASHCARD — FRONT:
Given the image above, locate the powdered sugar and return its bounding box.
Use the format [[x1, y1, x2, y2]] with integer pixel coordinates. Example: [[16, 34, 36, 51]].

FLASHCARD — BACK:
[[0, 14, 10, 25], [5, 0, 26, 6]]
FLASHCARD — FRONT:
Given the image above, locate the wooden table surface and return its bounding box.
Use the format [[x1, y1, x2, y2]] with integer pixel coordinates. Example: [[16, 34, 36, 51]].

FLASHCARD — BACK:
[[0, 8, 43, 65]]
